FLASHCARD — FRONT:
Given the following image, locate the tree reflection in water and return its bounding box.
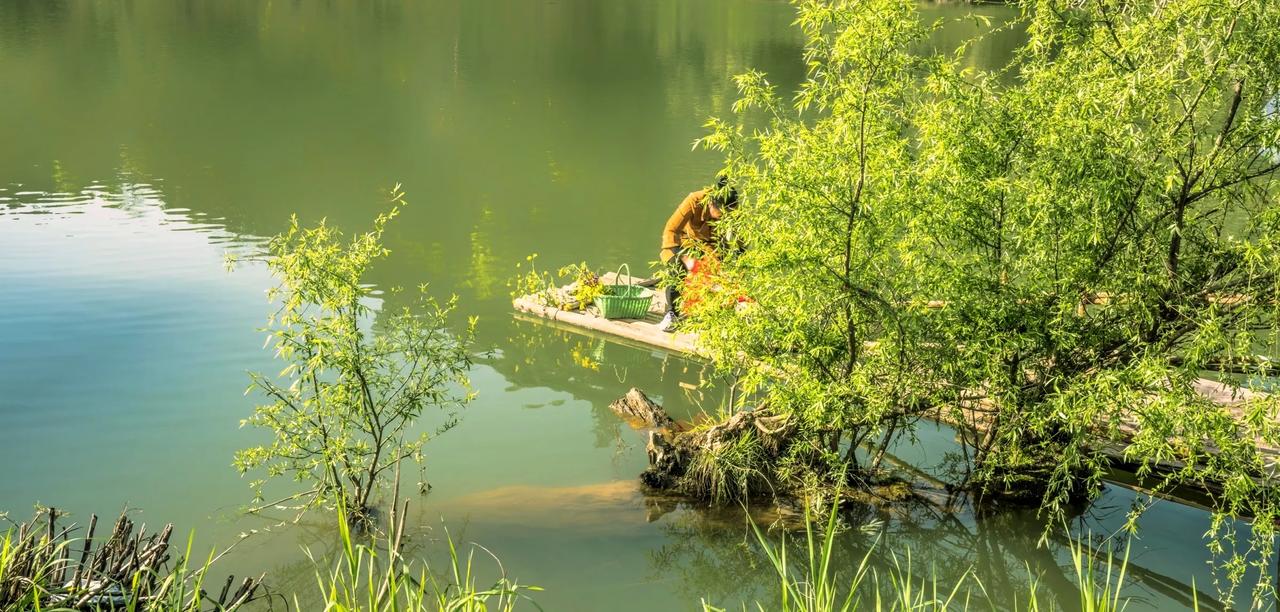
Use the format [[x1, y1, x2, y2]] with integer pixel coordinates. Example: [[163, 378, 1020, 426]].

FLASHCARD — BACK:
[[645, 485, 1225, 610]]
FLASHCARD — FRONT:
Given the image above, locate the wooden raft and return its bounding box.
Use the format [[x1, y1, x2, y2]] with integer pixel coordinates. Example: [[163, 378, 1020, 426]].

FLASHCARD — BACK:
[[512, 272, 700, 355]]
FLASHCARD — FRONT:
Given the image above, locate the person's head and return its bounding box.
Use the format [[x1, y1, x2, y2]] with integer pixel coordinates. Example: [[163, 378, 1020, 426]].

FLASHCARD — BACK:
[[707, 173, 739, 219]]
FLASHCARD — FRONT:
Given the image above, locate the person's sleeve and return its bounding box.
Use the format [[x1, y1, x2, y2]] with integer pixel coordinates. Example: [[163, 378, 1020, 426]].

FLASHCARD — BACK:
[[661, 192, 698, 257]]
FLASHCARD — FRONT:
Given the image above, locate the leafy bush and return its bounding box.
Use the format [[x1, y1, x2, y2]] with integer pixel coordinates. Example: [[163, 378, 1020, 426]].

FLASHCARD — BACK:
[[232, 186, 475, 520]]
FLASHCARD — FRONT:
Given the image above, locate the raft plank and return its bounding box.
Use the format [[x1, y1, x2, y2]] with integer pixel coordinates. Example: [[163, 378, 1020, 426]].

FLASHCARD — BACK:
[[513, 274, 704, 354]]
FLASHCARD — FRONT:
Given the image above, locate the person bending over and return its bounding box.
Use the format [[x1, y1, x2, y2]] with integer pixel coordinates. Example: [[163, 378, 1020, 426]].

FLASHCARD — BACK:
[[657, 174, 739, 332]]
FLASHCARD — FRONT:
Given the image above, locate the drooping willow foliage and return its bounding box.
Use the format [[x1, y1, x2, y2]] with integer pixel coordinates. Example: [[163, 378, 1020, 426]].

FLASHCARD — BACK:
[[691, 0, 1280, 603]]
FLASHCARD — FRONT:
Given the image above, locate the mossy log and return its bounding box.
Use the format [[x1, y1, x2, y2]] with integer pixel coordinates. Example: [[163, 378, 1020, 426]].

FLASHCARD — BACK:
[[631, 395, 797, 500]]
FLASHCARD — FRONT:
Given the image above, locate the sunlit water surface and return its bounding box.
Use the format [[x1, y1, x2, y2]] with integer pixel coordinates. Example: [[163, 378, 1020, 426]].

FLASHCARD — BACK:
[[0, 1, 1261, 609]]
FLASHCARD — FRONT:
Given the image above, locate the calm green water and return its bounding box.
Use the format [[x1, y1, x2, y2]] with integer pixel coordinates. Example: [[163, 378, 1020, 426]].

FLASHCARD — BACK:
[[0, 1, 1254, 609]]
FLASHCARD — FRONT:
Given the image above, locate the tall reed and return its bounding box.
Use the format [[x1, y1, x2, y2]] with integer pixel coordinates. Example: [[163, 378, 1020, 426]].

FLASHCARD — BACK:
[[0, 508, 261, 612], [703, 499, 1184, 612], [306, 503, 540, 612]]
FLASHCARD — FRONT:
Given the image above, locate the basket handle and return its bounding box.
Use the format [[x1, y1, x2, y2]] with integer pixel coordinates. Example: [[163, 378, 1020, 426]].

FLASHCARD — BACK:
[[615, 263, 634, 288]]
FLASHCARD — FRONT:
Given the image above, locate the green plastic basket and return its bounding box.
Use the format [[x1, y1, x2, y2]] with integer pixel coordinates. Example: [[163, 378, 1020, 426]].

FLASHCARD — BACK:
[[595, 264, 654, 319]]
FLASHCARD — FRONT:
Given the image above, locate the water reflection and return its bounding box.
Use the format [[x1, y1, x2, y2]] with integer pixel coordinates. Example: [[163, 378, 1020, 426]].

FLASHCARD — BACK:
[[464, 206, 500, 300], [0, 171, 280, 575], [480, 317, 720, 467], [647, 490, 1229, 611]]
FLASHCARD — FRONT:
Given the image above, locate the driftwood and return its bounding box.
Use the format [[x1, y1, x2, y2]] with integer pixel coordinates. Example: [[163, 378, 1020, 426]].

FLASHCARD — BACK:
[[642, 429, 688, 489], [0, 507, 264, 611], [608, 388, 677, 430]]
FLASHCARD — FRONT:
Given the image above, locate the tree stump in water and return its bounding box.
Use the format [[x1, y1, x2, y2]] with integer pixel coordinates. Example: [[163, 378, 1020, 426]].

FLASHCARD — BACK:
[[608, 388, 677, 430], [610, 388, 797, 501], [641, 429, 687, 489]]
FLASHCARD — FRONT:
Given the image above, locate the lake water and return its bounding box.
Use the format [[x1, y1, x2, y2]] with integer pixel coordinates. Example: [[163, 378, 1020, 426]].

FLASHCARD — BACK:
[[0, 1, 1258, 609]]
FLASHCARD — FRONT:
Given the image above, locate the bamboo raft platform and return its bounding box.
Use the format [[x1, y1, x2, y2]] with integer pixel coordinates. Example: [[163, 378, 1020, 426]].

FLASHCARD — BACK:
[[513, 272, 1280, 469], [512, 272, 699, 355]]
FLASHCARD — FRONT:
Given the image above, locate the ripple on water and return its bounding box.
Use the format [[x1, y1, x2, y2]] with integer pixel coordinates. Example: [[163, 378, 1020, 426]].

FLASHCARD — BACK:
[[0, 178, 276, 548]]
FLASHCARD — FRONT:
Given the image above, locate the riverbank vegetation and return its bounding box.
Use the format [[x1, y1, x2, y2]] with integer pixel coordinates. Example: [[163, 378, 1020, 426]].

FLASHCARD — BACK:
[[2, 500, 1176, 611], [0, 508, 264, 611], [0, 504, 533, 611], [703, 500, 1151, 612], [653, 0, 1280, 603], [306, 502, 538, 612]]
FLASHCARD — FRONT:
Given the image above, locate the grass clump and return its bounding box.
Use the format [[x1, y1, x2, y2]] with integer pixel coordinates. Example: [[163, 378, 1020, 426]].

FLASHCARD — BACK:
[[701, 497, 970, 612], [0, 508, 262, 612], [703, 495, 1177, 612], [0, 501, 540, 612], [307, 503, 540, 612]]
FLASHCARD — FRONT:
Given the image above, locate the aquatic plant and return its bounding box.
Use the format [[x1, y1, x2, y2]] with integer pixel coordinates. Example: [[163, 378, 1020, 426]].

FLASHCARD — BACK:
[[307, 502, 539, 612], [230, 186, 476, 520], [1067, 534, 1131, 612], [0, 508, 262, 611], [743, 493, 975, 611], [0, 501, 541, 612], [705, 499, 1175, 612]]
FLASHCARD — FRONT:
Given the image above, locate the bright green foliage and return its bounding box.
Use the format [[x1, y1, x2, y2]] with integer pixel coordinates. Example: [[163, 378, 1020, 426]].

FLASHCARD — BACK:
[[694, 0, 942, 485], [919, 1, 1280, 601], [695, 0, 1280, 601], [1067, 535, 1131, 612], [736, 500, 972, 612], [232, 187, 476, 518], [307, 506, 538, 612]]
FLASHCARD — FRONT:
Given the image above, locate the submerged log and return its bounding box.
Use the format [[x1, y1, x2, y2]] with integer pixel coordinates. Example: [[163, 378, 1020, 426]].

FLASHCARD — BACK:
[[620, 390, 963, 513]]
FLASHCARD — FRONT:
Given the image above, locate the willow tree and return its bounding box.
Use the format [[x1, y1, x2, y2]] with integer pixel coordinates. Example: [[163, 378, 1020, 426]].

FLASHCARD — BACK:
[[694, 0, 1280, 600], [231, 188, 475, 521], [689, 0, 945, 495]]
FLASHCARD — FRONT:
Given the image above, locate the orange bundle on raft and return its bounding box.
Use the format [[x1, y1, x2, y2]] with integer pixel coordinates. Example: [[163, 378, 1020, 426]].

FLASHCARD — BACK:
[[680, 255, 752, 316]]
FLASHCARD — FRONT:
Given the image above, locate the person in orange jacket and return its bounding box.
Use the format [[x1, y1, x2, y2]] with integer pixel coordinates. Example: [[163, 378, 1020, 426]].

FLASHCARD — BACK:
[[658, 174, 738, 332]]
